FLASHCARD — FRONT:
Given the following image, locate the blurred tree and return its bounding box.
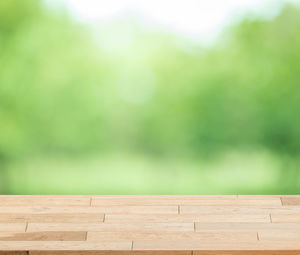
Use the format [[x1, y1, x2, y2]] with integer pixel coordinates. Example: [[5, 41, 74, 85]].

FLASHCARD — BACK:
[[1, 1, 300, 193], [0, 0, 108, 192]]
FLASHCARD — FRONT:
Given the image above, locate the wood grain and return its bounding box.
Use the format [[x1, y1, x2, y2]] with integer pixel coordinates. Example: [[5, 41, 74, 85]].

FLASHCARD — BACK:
[[27, 222, 194, 232], [281, 198, 300, 206], [30, 252, 191, 255], [0, 241, 132, 250], [91, 206, 179, 214], [0, 223, 26, 232], [0, 196, 90, 207], [0, 206, 178, 214], [180, 206, 300, 214], [259, 230, 300, 240], [193, 252, 300, 255], [0, 252, 28, 255], [105, 214, 270, 223], [0, 195, 299, 254], [132, 240, 300, 250], [0, 231, 86, 241], [92, 195, 237, 206], [0, 213, 104, 223], [195, 222, 300, 231], [271, 214, 300, 223], [179, 198, 282, 206], [87, 230, 258, 242]]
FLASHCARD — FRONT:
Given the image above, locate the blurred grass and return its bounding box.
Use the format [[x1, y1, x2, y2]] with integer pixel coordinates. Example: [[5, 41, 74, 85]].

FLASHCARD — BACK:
[[6, 150, 288, 194]]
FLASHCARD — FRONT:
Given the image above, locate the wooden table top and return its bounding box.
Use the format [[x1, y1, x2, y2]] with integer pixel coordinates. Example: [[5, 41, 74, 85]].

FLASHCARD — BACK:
[[0, 195, 300, 255]]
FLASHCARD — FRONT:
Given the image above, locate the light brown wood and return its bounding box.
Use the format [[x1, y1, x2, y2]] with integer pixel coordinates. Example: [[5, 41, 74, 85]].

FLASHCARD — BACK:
[[0, 213, 104, 223], [0, 231, 86, 241], [259, 230, 300, 240], [27, 222, 194, 232], [92, 195, 237, 206], [30, 252, 191, 255], [104, 214, 270, 223], [195, 222, 300, 231], [0, 196, 90, 207], [271, 214, 300, 223], [238, 195, 299, 199], [178, 198, 282, 206], [180, 206, 300, 214], [281, 197, 300, 206], [0, 206, 178, 214], [91, 206, 178, 214], [87, 230, 258, 242], [0, 195, 299, 254], [193, 252, 300, 255], [132, 240, 300, 250], [0, 241, 132, 250], [0, 252, 28, 255], [0, 223, 26, 232], [92, 197, 281, 207]]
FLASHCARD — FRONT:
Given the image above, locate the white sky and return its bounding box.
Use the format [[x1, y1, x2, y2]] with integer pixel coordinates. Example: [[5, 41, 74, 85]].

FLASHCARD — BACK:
[[62, 0, 299, 41]]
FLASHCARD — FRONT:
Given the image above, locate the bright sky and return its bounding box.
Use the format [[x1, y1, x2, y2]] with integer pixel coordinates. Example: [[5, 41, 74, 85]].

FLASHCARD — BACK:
[[62, 0, 299, 41]]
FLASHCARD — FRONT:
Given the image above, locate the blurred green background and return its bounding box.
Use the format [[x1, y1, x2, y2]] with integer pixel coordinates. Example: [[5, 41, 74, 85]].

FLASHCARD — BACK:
[[1, 0, 300, 194]]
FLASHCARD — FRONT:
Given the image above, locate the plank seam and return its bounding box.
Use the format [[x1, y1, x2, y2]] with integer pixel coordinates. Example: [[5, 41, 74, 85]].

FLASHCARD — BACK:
[[280, 197, 284, 206]]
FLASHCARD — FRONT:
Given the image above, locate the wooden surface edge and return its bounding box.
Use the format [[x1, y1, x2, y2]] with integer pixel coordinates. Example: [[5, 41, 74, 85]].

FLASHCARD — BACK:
[[2, 250, 298, 255], [0, 250, 300, 255]]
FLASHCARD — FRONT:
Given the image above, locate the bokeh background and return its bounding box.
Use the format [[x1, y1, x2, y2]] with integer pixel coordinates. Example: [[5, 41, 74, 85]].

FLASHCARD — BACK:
[[1, 0, 300, 194]]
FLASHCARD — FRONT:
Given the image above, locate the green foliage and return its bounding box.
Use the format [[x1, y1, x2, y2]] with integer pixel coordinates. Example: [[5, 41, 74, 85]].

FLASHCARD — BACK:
[[0, 0, 107, 160], [1, 1, 300, 193]]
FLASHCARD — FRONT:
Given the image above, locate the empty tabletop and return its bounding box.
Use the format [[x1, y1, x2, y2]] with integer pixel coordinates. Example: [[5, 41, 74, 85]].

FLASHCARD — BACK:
[[0, 195, 300, 254]]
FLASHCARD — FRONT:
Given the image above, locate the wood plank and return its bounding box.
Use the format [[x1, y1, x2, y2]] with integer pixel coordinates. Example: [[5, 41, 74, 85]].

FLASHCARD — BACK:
[[180, 206, 300, 214], [0, 231, 86, 241], [0, 213, 104, 223], [259, 230, 300, 240], [93, 195, 237, 199], [181, 199, 282, 206], [195, 223, 300, 231], [133, 240, 300, 250], [0, 223, 26, 232], [0, 252, 28, 255], [0, 195, 299, 253], [238, 195, 300, 199], [194, 252, 300, 255], [87, 230, 258, 242], [27, 252, 300, 255], [91, 206, 178, 214], [30, 251, 191, 255], [3, 204, 297, 215], [0, 241, 132, 250], [105, 214, 270, 223], [27, 223, 194, 232], [0, 196, 90, 207], [281, 197, 300, 206], [92, 197, 280, 206], [92, 196, 237, 206], [271, 214, 300, 223], [0, 206, 178, 215]]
